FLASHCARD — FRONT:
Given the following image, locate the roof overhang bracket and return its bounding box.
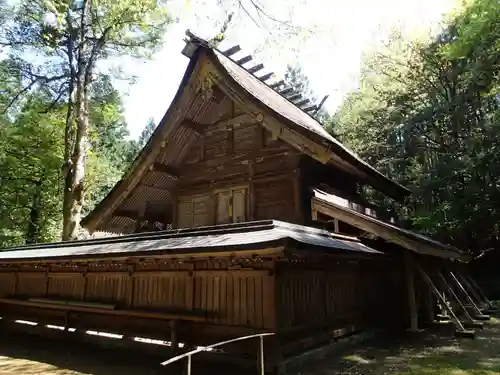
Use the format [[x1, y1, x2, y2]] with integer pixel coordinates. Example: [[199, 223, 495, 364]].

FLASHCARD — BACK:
[[181, 119, 205, 135], [150, 163, 180, 179], [114, 209, 169, 224]]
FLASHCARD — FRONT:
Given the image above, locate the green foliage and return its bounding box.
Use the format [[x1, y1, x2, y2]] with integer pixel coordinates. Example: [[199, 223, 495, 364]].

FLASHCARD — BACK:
[[127, 117, 156, 161], [0, 71, 135, 247], [333, 0, 500, 254], [0, 95, 64, 246], [1, 0, 172, 240]]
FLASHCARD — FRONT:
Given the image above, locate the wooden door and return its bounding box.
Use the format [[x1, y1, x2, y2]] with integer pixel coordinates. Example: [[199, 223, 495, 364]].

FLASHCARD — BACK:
[[216, 190, 232, 225], [215, 187, 248, 224], [177, 194, 211, 228], [193, 195, 211, 227], [232, 187, 246, 223]]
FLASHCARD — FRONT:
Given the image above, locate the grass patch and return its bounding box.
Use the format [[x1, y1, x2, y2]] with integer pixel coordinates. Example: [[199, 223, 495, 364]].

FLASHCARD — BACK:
[[301, 313, 500, 375]]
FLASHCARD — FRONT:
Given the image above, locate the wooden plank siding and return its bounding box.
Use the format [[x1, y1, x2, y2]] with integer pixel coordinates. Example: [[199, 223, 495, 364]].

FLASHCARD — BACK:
[[0, 265, 276, 331], [174, 107, 301, 228], [275, 259, 392, 333]]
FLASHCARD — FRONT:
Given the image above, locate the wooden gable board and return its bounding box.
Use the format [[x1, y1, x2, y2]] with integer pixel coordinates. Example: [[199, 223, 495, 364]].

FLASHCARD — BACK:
[[82, 43, 408, 234]]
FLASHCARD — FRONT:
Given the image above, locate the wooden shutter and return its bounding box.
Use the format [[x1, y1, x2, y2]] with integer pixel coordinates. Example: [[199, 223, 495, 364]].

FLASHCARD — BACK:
[[216, 190, 232, 225], [232, 187, 247, 223], [177, 199, 193, 229], [193, 195, 211, 227]]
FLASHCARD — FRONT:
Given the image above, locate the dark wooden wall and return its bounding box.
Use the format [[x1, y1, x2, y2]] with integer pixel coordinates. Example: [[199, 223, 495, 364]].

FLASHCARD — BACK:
[[175, 100, 302, 228], [274, 256, 406, 334]]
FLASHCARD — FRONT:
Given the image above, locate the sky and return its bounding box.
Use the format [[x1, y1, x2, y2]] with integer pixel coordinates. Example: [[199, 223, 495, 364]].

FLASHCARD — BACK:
[[118, 0, 458, 139]]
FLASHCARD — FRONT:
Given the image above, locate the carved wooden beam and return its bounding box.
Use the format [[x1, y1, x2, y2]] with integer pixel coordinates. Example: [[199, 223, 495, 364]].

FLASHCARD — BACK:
[[303, 104, 317, 113], [269, 80, 285, 89], [248, 63, 264, 74], [258, 72, 274, 82], [237, 55, 253, 65], [151, 163, 180, 178], [114, 209, 169, 224], [181, 119, 204, 134], [295, 98, 310, 107], [287, 93, 302, 102], [222, 45, 241, 57], [278, 87, 294, 96]]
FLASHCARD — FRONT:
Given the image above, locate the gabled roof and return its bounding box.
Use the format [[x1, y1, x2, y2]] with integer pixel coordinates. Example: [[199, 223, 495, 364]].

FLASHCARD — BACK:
[[209, 45, 409, 199], [82, 33, 409, 233], [312, 189, 471, 262], [0, 220, 381, 262]]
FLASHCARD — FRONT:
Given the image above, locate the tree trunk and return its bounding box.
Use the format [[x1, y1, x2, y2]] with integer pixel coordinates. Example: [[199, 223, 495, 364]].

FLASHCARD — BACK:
[[61, 0, 91, 241], [26, 179, 43, 244], [62, 75, 89, 241]]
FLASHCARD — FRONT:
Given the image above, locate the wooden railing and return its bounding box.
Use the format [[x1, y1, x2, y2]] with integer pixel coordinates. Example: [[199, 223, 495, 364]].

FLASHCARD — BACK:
[[161, 332, 275, 375]]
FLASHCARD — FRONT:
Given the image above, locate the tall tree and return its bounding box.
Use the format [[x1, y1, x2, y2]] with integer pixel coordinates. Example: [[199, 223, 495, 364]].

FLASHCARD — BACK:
[[0, 95, 65, 246], [0, 65, 136, 246], [0, 0, 171, 240], [284, 64, 330, 123], [333, 0, 500, 254], [126, 117, 156, 163]]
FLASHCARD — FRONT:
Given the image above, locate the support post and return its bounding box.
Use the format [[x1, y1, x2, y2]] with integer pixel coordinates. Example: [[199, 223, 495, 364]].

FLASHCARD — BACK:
[[464, 273, 494, 309], [457, 272, 485, 307], [425, 282, 435, 323], [438, 273, 473, 323], [170, 320, 178, 354], [186, 354, 192, 375], [415, 262, 466, 332], [405, 251, 419, 331], [259, 335, 265, 375], [449, 272, 483, 316]]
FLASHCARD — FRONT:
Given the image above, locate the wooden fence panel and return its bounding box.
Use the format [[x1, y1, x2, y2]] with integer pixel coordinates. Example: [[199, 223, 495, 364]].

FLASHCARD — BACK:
[[132, 272, 192, 310], [47, 274, 85, 300], [85, 273, 129, 305], [193, 270, 273, 329], [0, 273, 15, 297], [17, 273, 46, 297]]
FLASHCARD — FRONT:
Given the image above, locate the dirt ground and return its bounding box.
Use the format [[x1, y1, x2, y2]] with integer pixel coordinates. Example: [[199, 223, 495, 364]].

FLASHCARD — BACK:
[[0, 317, 499, 375], [303, 316, 500, 375]]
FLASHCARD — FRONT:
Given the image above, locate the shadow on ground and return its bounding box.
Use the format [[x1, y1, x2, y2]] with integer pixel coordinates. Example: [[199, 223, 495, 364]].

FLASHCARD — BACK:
[[301, 316, 500, 375], [0, 318, 500, 375], [0, 332, 171, 375]]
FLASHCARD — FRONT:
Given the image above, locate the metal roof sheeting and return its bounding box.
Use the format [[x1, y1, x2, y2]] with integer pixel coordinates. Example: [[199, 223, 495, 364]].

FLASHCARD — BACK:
[[0, 220, 382, 262], [312, 189, 468, 258]]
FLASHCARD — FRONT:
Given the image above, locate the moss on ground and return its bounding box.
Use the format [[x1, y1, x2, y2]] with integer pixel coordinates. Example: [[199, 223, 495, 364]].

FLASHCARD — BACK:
[[301, 315, 500, 375]]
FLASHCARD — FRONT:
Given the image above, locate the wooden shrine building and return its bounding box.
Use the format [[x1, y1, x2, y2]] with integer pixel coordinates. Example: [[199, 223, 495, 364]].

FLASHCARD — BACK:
[[0, 31, 493, 371]]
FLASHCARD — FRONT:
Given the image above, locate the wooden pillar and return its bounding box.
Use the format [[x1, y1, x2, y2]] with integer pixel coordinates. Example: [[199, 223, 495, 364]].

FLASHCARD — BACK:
[[425, 281, 435, 323], [293, 169, 301, 223], [134, 201, 147, 233], [249, 164, 255, 221], [404, 251, 418, 331], [333, 218, 339, 233], [170, 320, 178, 354], [127, 264, 136, 308]]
